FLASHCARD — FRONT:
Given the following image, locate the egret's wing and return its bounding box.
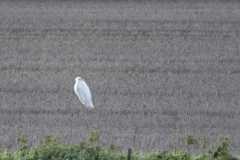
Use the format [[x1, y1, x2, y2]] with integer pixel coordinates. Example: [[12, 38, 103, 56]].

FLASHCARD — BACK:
[[80, 81, 94, 108], [79, 81, 92, 99], [74, 83, 86, 105], [86, 100, 94, 108], [75, 81, 93, 106]]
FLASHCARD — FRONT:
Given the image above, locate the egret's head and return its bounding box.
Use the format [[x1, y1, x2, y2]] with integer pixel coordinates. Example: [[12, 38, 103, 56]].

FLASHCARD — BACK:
[[75, 77, 85, 81]]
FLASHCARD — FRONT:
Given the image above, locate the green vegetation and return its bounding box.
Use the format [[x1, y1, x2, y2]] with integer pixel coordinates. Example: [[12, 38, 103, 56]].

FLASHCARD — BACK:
[[84, 64, 89, 72], [0, 130, 238, 160], [39, 66, 47, 72]]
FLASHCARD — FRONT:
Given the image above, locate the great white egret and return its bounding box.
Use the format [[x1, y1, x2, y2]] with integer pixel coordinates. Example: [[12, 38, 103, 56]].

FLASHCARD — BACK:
[[74, 77, 94, 108]]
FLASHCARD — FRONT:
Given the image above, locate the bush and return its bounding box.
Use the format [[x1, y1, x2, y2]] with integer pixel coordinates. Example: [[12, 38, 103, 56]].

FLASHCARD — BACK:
[[0, 131, 239, 160]]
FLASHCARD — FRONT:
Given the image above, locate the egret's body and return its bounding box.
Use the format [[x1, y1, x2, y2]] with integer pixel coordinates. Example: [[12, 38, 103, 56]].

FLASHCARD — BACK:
[[74, 77, 94, 108]]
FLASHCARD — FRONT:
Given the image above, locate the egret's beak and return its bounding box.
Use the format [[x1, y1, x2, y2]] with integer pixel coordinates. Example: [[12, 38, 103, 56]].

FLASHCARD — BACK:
[[80, 78, 86, 81]]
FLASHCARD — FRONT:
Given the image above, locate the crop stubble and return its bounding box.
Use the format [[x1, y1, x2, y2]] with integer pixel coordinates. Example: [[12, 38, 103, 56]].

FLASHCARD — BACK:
[[0, 1, 240, 155]]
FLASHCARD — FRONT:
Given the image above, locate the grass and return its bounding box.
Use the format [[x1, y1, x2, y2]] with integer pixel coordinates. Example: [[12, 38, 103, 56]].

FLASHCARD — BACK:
[[0, 129, 239, 160], [0, 0, 240, 156]]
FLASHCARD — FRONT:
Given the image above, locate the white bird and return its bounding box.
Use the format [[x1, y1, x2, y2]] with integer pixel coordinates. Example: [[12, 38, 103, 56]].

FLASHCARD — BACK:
[[74, 77, 94, 108]]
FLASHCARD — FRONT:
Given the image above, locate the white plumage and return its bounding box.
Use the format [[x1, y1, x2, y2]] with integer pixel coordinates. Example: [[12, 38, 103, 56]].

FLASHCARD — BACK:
[[74, 77, 94, 108]]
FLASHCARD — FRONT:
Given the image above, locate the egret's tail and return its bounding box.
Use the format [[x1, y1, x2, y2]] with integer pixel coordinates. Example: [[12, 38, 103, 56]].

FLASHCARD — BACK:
[[86, 101, 94, 108]]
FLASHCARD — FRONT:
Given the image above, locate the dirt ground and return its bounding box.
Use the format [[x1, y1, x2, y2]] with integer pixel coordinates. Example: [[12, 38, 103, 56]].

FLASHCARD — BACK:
[[0, 1, 240, 155]]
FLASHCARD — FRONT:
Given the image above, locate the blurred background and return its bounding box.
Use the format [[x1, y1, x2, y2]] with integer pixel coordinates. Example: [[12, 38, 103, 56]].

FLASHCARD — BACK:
[[0, 1, 240, 155]]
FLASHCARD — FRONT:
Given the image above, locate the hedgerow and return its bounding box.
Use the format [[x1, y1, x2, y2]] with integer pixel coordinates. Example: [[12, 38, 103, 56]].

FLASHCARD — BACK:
[[0, 129, 238, 160]]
